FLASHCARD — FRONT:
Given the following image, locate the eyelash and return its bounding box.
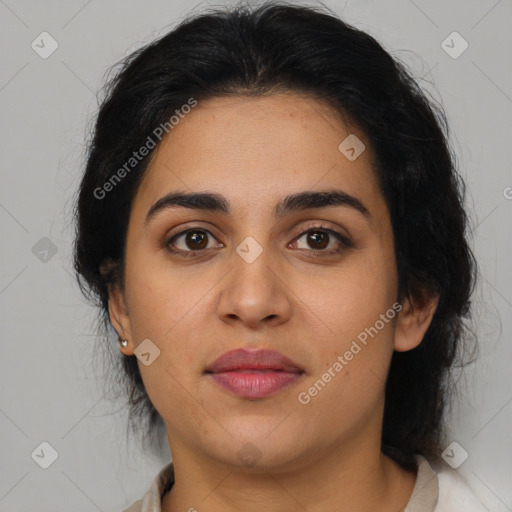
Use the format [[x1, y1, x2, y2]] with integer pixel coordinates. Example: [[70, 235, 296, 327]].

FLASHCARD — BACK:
[[165, 222, 353, 258]]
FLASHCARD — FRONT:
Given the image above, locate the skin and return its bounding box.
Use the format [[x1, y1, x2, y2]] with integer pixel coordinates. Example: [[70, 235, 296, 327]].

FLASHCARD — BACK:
[[108, 92, 439, 512]]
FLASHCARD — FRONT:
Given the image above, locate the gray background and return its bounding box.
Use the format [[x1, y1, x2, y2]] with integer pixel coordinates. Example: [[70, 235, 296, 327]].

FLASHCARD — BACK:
[[0, 0, 511, 510]]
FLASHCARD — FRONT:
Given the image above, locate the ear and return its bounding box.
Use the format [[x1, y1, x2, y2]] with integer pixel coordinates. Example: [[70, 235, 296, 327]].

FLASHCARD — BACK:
[[393, 291, 439, 352], [100, 258, 134, 355]]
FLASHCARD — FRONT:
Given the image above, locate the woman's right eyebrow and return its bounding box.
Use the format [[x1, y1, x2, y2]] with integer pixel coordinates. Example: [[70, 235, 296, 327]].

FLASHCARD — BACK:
[[145, 189, 371, 224]]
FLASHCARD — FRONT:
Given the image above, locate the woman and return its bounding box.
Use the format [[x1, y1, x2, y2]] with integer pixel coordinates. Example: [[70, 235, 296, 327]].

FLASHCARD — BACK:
[[73, 2, 485, 510]]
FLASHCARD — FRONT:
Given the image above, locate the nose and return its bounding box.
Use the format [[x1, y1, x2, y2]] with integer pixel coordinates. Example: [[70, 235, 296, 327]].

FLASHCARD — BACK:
[[217, 241, 292, 330]]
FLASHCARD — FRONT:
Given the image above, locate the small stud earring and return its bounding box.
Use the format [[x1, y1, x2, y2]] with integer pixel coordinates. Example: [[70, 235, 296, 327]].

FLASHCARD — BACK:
[[119, 339, 128, 348]]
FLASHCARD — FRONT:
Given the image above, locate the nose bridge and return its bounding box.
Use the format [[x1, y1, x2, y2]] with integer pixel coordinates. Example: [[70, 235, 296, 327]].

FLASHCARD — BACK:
[[228, 202, 274, 269], [218, 231, 290, 326], [231, 232, 276, 294]]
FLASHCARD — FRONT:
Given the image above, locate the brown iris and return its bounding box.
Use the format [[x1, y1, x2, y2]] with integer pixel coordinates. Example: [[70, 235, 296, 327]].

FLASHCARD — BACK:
[[307, 231, 329, 250]]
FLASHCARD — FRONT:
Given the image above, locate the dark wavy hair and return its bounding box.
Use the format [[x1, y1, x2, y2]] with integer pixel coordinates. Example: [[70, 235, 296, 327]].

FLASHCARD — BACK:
[[72, 0, 477, 469]]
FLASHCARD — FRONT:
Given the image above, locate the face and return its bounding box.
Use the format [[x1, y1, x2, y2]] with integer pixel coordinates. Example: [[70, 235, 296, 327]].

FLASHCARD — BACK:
[[109, 92, 435, 472]]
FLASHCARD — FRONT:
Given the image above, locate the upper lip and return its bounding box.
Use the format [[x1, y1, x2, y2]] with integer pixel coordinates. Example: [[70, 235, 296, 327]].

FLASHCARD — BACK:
[[205, 348, 304, 373]]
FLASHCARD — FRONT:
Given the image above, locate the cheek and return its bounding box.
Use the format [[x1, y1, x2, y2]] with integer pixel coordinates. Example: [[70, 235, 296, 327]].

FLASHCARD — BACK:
[[123, 241, 206, 341], [290, 252, 397, 340], [138, 358, 214, 443], [122, 260, 211, 413], [296, 319, 395, 435], [292, 256, 397, 413]]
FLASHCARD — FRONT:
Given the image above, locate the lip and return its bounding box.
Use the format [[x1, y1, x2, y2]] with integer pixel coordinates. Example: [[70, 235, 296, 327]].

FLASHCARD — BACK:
[[205, 348, 304, 399]]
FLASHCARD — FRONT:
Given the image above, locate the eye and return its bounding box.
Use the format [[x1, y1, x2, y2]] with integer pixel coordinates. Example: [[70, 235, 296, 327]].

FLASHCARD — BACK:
[[291, 223, 353, 257], [165, 223, 352, 258], [166, 228, 222, 256]]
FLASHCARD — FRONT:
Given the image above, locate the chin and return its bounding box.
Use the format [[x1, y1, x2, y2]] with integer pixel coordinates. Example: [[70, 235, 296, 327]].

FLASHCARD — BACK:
[[203, 429, 309, 472]]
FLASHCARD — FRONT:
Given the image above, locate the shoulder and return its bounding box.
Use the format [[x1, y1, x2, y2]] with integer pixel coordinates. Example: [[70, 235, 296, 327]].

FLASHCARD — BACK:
[[435, 469, 488, 511], [121, 461, 174, 512], [430, 460, 501, 512], [122, 499, 142, 512]]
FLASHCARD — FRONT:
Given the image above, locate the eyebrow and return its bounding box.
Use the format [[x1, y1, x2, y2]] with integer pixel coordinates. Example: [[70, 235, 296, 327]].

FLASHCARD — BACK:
[[145, 189, 370, 224]]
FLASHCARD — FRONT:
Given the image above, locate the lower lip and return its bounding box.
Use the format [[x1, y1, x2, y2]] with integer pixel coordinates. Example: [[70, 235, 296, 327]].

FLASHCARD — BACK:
[[207, 370, 303, 399]]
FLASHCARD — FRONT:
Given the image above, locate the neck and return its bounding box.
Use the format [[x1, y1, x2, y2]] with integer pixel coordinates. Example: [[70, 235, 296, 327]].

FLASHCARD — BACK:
[[161, 435, 417, 512]]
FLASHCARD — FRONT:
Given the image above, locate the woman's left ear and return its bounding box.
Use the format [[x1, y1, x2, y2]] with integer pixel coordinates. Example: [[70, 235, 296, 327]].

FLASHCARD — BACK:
[[394, 291, 439, 352]]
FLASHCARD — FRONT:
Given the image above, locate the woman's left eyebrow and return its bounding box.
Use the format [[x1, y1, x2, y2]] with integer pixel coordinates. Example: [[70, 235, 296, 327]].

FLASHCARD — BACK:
[[145, 189, 371, 224]]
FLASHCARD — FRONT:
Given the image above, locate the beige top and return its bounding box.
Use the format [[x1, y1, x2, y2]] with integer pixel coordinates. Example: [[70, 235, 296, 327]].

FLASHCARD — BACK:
[[122, 455, 450, 512]]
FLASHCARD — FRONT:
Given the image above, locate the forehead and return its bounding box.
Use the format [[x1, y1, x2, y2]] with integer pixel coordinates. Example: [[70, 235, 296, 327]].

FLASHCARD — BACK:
[[131, 92, 385, 222]]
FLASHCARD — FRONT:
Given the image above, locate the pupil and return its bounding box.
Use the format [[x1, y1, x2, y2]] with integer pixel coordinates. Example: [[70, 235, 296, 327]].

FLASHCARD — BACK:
[[188, 231, 207, 249], [309, 232, 327, 249]]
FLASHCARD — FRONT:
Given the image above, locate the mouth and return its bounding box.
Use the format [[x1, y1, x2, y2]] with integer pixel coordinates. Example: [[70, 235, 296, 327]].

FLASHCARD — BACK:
[[205, 348, 305, 399]]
